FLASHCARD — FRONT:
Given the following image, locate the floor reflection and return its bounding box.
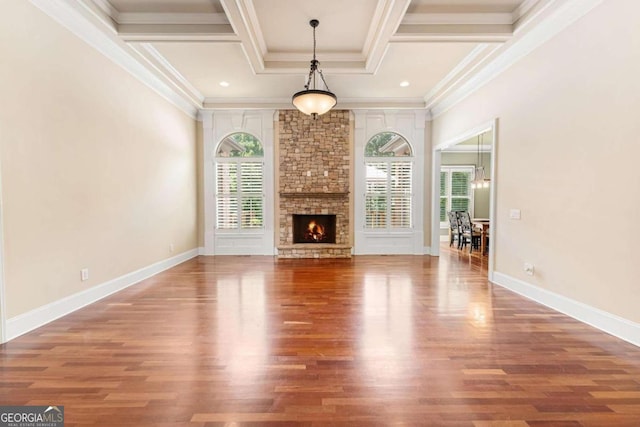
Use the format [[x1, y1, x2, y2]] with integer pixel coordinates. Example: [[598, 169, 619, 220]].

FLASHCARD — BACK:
[[215, 271, 267, 384], [360, 272, 414, 380]]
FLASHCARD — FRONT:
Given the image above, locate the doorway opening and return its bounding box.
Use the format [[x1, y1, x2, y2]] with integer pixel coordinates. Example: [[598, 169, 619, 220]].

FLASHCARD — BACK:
[[431, 119, 497, 281]]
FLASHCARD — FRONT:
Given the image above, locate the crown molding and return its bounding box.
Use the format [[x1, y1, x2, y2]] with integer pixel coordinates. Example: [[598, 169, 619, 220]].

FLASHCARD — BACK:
[[130, 43, 205, 106], [431, 0, 605, 118], [424, 43, 500, 109], [29, 0, 200, 118]]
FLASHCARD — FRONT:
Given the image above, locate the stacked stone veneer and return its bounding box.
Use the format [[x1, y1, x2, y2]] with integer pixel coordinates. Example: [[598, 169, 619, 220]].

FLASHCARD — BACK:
[[277, 110, 351, 258]]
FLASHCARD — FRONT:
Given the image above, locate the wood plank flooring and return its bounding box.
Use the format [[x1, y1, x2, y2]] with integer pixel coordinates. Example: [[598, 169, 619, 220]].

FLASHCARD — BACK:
[[1, 247, 640, 426]]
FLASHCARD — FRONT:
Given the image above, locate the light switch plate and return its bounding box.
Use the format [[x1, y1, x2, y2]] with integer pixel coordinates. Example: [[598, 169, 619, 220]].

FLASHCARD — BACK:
[[510, 209, 521, 220]]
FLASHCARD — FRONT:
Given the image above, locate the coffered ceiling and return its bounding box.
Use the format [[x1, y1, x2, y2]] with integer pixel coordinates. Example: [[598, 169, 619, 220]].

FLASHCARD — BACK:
[[32, 0, 569, 115]]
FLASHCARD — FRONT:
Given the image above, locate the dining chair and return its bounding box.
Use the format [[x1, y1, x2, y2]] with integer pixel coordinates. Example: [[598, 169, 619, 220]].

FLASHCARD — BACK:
[[457, 211, 482, 253], [447, 211, 461, 247]]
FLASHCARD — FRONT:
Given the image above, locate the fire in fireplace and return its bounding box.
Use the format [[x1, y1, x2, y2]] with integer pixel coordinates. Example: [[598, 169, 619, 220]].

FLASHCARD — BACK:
[[292, 214, 336, 244]]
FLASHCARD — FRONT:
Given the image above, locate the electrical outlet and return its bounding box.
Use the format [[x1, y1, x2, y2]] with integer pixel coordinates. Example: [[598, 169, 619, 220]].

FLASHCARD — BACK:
[[81, 268, 89, 281], [523, 263, 534, 276], [169, 243, 174, 252], [510, 209, 521, 220]]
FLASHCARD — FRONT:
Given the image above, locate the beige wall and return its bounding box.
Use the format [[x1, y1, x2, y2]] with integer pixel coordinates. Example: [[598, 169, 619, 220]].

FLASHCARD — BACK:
[[432, 0, 640, 323], [0, 1, 198, 318]]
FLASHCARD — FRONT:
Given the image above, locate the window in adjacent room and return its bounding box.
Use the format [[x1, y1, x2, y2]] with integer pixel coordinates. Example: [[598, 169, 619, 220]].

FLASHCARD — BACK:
[[440, 166, 474, 227], [364, 132, 413, 229], [215, 132, 264, 230]]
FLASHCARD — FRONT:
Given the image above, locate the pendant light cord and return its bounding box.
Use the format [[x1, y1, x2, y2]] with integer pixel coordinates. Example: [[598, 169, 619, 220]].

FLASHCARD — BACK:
[[313, 23, 317, 63], [303, 20, 332, 93]]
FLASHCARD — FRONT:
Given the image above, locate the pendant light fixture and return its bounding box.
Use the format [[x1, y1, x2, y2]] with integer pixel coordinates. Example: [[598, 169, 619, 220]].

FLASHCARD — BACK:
[[292, 19, 337, 119], [471, 133, 490, 189]]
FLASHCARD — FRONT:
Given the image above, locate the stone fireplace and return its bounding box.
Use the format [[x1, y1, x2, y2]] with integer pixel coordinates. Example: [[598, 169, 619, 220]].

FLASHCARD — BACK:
[[277, 110, 352, 258]]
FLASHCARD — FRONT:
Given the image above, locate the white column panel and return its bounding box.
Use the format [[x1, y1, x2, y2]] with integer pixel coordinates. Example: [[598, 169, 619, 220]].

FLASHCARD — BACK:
[[354, 110, 425, 255], [203, 110, 275, 255]]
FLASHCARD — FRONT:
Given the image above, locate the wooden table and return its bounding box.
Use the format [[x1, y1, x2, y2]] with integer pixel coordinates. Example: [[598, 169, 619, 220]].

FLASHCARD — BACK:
[[472, 219, 490, 255]]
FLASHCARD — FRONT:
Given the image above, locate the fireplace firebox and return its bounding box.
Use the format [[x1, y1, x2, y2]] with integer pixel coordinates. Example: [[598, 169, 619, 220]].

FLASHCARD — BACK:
[[292, 214, 336, 244]]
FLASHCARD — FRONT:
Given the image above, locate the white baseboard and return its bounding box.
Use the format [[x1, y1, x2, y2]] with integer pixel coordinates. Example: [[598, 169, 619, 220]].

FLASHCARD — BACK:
[[492, 272, 640, 348], [198, 246, 206, 256], [6, 249, 199, 342]]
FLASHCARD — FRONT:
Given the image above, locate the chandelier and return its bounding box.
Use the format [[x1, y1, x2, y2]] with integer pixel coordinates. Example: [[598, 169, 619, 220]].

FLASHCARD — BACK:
[[471, 133, 490, 189], [291, 19, 337, 119]]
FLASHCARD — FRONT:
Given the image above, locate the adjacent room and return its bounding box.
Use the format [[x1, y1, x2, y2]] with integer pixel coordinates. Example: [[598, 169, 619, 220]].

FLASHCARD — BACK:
[[1, 0, 639, 425]]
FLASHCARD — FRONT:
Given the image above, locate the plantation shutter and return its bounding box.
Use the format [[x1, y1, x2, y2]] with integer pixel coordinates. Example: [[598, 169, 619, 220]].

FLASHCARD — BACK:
[[365, 162, 388, 228], [440, 171, 448, 222], [240, 162, 264, 229], [216, 161, 264, 229], [440, 166, 474, 226], [365, 160, 412, 229], [390, 161, 412, 228], [451, 171, 471, 212]]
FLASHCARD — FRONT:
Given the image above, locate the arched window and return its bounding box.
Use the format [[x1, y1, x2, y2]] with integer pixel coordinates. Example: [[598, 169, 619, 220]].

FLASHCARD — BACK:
[[364, 132, 413, 229], [215, 132, 264, 230]]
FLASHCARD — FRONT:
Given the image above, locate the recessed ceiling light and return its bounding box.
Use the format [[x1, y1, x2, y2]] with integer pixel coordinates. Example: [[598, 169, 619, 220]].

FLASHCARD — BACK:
[[219, 81, 230, 87], [400, 81, 410, 87]]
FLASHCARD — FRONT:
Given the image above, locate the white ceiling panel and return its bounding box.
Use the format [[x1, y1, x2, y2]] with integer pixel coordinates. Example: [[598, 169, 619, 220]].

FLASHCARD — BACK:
[[153, 42, 299, 98], [253, 0, 377, 53]]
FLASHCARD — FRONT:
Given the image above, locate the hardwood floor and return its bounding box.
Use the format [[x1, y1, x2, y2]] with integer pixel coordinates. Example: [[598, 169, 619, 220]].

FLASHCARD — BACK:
[[1, 248, 640, 426]]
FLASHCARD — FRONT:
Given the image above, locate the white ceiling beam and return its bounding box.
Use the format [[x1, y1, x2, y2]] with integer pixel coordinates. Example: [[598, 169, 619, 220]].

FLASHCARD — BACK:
[[264, 51, 365, 63], [118, 24, 238, 42], [219, 0, 267, 74], [393, 24, 513, 43], [262, 61, 368, 75], [363, 0, 413, 73], [116, 13, 229, 25], [402, 12, 514, 25]]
